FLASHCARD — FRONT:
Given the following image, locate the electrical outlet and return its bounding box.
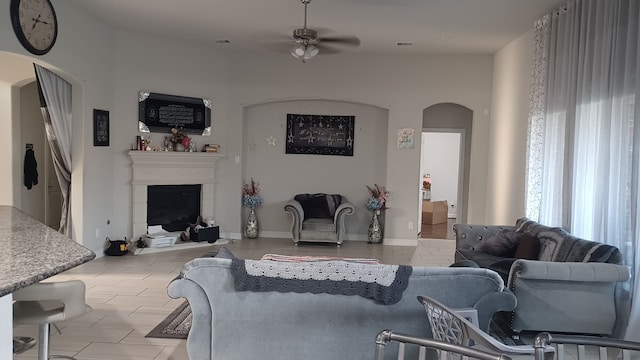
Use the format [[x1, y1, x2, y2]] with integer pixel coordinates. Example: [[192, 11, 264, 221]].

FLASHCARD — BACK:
[[408, 221, 414, 230], [95, 228, 101, 238]]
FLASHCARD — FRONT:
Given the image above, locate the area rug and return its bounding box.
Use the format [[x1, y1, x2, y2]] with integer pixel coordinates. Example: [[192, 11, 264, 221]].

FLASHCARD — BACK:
[[146, 301, 191, 339]]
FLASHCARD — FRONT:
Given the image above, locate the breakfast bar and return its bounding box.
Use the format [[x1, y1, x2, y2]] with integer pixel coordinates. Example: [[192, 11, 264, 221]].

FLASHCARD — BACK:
[[0, 206, 95, 358]]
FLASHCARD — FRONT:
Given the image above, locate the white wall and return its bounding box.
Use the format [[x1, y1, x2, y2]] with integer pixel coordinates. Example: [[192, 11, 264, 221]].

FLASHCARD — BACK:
[[244, 100, 388, 239], [0, 2, 503, 248], [105, 33, 493, 245], [109, 30, 232, 241], [421, 132, 460, 216], [0, 82, 14, 206], [0, 1, 116, 254], [486, 30, 534, 225], [227, 52, 493, 244]]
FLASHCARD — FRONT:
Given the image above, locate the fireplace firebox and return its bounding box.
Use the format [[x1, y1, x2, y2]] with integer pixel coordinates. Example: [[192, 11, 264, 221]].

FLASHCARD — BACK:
[[147, 184, 201, 232]]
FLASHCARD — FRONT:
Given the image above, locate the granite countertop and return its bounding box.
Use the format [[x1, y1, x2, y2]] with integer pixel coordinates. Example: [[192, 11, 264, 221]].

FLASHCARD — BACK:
[[0, 206, 96, 297]]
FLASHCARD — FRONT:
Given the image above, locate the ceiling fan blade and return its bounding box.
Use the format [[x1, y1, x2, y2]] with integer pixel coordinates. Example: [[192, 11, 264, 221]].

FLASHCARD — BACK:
[[318, 35, 360, 47], [315, 43, 350, 55]]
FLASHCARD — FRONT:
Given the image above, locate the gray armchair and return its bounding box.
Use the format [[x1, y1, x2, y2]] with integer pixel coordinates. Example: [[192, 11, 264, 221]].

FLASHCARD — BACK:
[[284, 193, 354, 246]]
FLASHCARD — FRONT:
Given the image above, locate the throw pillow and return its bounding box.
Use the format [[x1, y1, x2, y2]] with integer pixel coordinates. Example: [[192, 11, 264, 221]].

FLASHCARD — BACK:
[[514, 233, 541, 260], [294, 193, 342, 219], [473, 229, 523, 257]]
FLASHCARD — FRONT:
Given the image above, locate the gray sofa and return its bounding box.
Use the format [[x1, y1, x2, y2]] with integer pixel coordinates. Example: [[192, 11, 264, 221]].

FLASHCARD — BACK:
[[454, 217, 630, 336], [167, 253, 516, 360]]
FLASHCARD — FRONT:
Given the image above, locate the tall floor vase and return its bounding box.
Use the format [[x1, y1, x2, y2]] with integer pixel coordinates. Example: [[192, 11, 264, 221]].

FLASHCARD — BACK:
[[368, 210, 383, 244], [245, 208, 259, 238]]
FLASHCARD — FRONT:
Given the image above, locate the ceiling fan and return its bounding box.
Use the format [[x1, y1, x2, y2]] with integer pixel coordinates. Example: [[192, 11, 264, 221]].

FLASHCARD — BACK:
[[287, 0, 360, 63]]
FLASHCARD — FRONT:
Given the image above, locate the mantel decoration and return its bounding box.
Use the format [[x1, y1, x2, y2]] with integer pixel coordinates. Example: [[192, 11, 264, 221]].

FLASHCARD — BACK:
[[366, 184, 389, 244], [243, 178, 263, 238], [165, 127, 192, 152]]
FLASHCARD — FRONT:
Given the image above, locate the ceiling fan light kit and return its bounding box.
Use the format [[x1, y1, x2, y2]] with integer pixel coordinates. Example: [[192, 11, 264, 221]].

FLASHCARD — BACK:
[[289, 0, 359, 63]]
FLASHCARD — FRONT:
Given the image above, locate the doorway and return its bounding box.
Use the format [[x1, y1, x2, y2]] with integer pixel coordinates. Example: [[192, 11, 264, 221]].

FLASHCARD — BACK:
[[420, 103, 473, 239], [18, 80, 62, 229], [419, 131, 461, 239]]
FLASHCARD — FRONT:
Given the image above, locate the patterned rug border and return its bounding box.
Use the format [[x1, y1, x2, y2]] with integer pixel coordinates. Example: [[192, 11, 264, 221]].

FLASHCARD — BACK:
[[146, 301, 191, 339]]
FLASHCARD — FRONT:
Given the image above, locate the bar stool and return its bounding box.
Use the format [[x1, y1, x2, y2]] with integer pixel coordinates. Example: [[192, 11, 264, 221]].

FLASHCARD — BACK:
[[13, 280, 91, 360]]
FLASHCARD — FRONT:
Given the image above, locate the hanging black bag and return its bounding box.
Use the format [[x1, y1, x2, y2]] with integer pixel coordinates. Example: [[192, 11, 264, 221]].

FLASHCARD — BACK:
[[104, 237, 129, 256]]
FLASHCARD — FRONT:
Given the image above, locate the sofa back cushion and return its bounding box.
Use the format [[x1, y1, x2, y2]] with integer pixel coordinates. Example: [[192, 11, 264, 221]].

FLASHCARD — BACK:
[[294, 193, 342, 220], [516, 217, 623, 264]]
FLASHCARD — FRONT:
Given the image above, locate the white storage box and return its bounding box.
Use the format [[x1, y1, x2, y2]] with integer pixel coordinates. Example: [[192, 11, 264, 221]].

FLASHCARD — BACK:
[[144, 235, 177, 248]]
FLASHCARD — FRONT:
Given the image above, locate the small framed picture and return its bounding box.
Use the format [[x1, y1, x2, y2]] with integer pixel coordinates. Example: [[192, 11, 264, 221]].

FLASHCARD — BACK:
[[93, 109, 109, 146], [397, 128, 415, 149]]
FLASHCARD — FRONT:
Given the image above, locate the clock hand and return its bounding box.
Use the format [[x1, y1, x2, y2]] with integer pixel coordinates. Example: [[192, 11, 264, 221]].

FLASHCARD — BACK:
[[31, 14, 42, 30]]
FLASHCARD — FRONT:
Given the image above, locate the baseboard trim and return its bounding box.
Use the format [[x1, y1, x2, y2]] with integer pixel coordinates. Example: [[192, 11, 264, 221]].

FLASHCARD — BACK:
[[229, 232, 416, 246], [223, 232, 242, 240], [382, 238, 418, 246], [132, 241, 215, 255]]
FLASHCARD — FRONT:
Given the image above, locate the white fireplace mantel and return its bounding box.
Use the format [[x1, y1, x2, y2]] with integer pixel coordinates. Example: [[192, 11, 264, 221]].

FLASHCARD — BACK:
[[129, 151, 223, 239]]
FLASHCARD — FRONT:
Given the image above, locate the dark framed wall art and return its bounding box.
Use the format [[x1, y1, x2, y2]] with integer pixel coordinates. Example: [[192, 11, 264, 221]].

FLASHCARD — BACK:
[[285, 114, 355, 156], [93, 109, 109, 146]]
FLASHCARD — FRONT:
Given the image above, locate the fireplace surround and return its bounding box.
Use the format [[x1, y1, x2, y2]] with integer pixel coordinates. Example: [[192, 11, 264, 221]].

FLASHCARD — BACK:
[[129, 151, 223, 239]]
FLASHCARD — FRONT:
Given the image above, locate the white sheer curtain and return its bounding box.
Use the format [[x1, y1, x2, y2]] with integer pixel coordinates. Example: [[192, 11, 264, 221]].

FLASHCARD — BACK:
[[34, 64, 73, 236], [525, 0, 639, 339]]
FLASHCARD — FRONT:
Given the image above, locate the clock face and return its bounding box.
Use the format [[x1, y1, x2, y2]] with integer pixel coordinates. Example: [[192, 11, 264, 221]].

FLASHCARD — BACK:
[[10, 0, 58, 55]]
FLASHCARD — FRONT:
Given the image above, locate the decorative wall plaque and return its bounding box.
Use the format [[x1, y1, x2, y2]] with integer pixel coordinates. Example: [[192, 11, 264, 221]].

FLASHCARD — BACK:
[[138, 91, 211, 135], [285, 114, 355, 156]]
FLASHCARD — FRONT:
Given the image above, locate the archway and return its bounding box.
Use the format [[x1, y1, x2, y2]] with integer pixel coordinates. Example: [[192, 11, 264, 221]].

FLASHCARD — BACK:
[[422, 103, 472, 225], [241, 99, 389, 239], [0, 51, 85, 242]]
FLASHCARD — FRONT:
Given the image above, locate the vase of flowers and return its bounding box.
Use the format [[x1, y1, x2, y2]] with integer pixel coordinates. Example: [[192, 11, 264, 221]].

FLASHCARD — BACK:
[[243, 178, 262, 238], [366, 184, 389, 243], [167, 127, 191, 152]]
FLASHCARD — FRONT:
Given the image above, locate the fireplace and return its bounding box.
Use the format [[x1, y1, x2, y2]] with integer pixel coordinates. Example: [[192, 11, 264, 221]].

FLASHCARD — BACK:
[[147, 184, 201, 231], [129, 151, 223, 239]]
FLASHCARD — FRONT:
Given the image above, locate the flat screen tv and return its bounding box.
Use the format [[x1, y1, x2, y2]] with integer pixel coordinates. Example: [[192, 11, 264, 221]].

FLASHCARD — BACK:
[[138, 91, 211, 135]]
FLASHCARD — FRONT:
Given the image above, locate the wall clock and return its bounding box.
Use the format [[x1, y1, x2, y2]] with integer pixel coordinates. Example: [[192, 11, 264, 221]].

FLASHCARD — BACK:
[[10, 0, 58, 55]]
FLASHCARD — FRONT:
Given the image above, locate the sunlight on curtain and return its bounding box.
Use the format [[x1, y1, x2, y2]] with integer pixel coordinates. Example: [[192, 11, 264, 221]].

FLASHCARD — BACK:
[[525, 0, 639, 340]]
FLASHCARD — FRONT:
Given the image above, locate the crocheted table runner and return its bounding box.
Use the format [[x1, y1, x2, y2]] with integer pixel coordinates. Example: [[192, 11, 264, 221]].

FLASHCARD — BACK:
[[230, 258, 412, 305]]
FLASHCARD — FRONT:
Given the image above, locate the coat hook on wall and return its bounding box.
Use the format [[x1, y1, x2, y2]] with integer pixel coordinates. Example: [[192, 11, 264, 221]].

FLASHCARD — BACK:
[[25, 143, 33, 150]]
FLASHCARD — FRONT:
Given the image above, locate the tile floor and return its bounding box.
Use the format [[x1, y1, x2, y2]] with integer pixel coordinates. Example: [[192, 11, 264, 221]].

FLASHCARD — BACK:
[[420, 218, 456, 240], [13, 237, 456, 360]]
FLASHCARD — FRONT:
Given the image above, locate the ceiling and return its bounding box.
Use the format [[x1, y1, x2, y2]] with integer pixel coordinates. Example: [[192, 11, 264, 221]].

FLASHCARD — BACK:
[[1, 0, 565, 83], [67, 0, 565, 55]]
